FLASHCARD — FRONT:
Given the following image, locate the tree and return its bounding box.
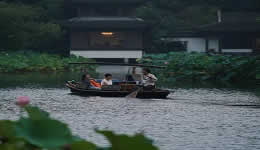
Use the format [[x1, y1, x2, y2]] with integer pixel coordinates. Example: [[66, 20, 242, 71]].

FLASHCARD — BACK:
[[0, 1, 65, 51]]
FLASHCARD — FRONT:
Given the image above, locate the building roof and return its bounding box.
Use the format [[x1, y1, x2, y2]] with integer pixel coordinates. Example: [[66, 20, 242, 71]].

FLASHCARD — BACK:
[[221, 11, 260, 23], [64, 17, 147, 29], [162, 30, 201, 38], [162, 21, 260, 38], [198, 21, 260, 32], [164, 10, 260, 38], [220, 1, 260, 12], [68, 0, 147, 5], [197, 10, 260, 33], [160, 26, 203, 38]]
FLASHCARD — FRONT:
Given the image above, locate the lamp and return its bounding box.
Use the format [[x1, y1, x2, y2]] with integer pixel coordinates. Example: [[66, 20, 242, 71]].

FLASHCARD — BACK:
[[101, 32, 114, 36]]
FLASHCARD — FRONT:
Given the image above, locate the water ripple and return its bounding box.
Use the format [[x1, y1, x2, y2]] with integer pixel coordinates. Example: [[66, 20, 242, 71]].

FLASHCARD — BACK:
[[1, 87, 260, 150]]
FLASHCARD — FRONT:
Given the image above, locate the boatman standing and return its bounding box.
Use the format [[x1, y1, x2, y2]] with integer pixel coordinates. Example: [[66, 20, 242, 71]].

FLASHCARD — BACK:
[[132, 67, 158, 90], [142, 68, 158, 90]]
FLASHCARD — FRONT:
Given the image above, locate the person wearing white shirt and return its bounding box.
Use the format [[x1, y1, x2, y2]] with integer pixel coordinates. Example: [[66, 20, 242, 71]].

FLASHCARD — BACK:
[[101, 73, 113, 86], [142, 68, 158, 90]]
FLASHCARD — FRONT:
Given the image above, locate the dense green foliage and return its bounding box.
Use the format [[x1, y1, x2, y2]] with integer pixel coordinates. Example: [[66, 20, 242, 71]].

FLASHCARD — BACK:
[[139, 52, 258, 83], [0, 0, 65, 51], [0, 51, 96, 73], [0, 105, 159, 150]]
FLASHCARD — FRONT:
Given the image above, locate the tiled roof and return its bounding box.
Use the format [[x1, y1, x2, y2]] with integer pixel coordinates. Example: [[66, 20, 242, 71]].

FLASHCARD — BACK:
[[64, 17, 147, 29], [198, 21, 260, 32], [68, 0, 147, 4], [69, 17, 144, 22], [163, 21, 260, 37]]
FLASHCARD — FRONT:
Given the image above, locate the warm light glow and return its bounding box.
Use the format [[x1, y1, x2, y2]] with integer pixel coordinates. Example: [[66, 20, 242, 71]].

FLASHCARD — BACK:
[[101, 32, 114, 36]]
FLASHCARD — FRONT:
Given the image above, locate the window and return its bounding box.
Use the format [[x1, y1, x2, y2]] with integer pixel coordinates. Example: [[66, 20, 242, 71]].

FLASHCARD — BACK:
[[256, 38, 260, 50], [89, 32, 124, 49], [222, 37, 252, 49], [165, 41, 187, 51]]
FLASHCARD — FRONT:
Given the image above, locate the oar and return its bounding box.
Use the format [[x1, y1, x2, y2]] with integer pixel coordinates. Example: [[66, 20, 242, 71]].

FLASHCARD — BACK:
[[126, 87, 143, 98]]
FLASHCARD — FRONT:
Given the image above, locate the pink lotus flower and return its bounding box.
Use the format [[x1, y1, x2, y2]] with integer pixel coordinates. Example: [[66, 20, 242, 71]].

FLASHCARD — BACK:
[[16, 96, 30, 107], [164, 62, 169, 65]]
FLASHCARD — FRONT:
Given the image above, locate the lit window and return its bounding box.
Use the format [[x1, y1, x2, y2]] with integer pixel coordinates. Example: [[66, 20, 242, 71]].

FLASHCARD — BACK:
[[89, 32, 124, 48]]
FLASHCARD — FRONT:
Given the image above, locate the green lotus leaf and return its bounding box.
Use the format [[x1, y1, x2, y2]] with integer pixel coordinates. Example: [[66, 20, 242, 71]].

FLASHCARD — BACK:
[[0, 143, 17, 150], [96, 130, 158, 150], [15, 118, 75, 149], [0, 120, 16, 140], [71, 141, 97, 150], [25, 106, 50, 120], [256, 74, 260, 79]]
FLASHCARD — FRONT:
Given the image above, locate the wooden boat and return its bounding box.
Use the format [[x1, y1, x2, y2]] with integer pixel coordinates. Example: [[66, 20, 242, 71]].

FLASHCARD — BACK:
[[67, 62, 170, 98], [66, 81, 170, 99]]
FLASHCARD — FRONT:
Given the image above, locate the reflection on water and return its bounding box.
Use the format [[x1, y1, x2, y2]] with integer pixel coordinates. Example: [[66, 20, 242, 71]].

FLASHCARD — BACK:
[[1, 73, 260, 150]]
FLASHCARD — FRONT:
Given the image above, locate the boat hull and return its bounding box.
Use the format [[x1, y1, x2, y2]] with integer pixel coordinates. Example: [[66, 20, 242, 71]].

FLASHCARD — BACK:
[[66, 83, 170, 99]]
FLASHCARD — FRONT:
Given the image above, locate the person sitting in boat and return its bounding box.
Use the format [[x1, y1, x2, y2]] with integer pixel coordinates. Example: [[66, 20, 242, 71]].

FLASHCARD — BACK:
[[81, 74, 91, 87], [82, 74, 101, 89], [142, 68, 158, 90], [131, 67, 142, 84], [101, 73, 113, 86], [125, 74, 135, 82]]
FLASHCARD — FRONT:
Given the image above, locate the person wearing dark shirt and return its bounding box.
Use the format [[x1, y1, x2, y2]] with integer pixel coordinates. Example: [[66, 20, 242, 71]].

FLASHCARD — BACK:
[[81, 74, 91, 88], [81, 74, 101, 89]]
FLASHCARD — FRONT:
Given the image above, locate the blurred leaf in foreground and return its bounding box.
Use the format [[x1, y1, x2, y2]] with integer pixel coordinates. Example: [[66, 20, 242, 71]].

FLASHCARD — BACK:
[[16, 118, 75, 149], [0, 120, 16, 140], [15, 106, 76, 149], [25, 106, 50, 120], [97, 130, 159, 150], [71, 141, 97, 150]]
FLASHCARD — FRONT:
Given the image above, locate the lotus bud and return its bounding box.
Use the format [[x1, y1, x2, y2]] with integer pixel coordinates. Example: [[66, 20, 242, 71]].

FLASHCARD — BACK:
[[16, 96, 30, 107]]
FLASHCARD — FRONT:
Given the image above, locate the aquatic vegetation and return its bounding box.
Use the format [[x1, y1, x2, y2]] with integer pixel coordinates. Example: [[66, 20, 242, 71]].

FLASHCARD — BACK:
[[139, 52, 258, 83], [0, 98, 159, 150], [0, 51, 96, 74]]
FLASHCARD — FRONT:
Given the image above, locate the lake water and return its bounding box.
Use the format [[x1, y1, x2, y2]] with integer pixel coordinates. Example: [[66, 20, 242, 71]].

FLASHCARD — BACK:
[[1, 73, 260, 150]]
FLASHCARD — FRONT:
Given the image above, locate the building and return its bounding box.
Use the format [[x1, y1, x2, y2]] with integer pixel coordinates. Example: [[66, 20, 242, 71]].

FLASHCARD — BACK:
[[163, 10, 260, 54], [64, 0, 149, 62]]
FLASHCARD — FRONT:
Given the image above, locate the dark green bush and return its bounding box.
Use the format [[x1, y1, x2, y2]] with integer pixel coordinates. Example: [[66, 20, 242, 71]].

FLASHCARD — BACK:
[[0, 51, 96, 73]]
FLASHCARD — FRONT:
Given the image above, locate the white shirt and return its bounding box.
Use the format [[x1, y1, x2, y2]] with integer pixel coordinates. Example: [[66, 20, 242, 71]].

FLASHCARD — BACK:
[[101, 79, 113, 86], [142, 73, 158, 86]]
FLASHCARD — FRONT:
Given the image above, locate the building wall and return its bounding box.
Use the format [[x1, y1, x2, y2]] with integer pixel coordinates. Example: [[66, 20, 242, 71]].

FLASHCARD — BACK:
[[70, 31, 143, 50], [171, 38, 205, 52], [222, 49, 253, 53], [209, 39, 219, 52], [168, 37, 219, 53], [222, 12, 260, 23], [124, 32, 143, 48], [170, 36, 256, 53], [220, 35, 255, 53], [70, 32, 89, 49], [70, 50, 143, 58]]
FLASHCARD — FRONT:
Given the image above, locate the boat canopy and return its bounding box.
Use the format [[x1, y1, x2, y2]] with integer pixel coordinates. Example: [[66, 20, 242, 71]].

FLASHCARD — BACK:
[[69, 62, 167, 69]]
